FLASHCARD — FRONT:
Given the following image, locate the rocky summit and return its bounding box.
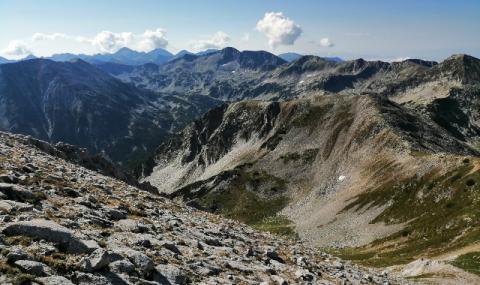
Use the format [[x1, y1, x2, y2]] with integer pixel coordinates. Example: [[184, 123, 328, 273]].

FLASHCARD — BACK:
[[0, 132, 410, 284]]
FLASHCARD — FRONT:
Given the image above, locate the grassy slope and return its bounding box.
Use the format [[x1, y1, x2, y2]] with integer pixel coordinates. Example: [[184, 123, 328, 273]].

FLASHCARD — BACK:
[[334, 156, 480, 267], [451, 252, 480, 276], [184, 168, 297, 238]]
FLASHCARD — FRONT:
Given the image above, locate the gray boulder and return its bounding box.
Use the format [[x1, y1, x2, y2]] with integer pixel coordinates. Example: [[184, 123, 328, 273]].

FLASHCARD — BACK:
[[80, 248, 122, 272], [2, 219, 95, 253], [108, 259, 135, 274], [106, 209, 127, 221], [125, 250, 154, 276], [14, 260, 51, 276], [0, 175, 19, 184], [0, 183, 35, 202], [6, 247, 32, 262], [0, 200, 33, 213], [74, 272, 113, 285], [154, 264, 190, 285], [36, 276, 75, 285]]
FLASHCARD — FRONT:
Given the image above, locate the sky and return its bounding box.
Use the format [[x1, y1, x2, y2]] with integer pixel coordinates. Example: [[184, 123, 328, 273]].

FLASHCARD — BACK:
[[1, 0, 479, 61]]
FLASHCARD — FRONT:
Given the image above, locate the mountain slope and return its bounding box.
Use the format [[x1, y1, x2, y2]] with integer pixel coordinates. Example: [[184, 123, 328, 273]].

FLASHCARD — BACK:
[[142, 89, 480, 283], [0, 131, 407, 285], [0, 56, 13, 64], [0, 59, 219, 164]]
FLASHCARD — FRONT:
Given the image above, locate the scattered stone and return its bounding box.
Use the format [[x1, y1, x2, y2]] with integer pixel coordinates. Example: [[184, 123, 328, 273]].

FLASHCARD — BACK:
[[266, 249, 285, 263]]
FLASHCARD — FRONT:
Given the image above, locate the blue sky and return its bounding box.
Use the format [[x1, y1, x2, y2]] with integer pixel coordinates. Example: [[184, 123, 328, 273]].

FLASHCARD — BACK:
[[1, 0, 479, 60]]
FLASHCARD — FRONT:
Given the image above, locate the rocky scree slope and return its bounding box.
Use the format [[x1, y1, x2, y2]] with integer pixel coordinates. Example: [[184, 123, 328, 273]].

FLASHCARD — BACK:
[[0, 58, 220, 164], [142, 90, 480, 277], [0, 131, 409, 284], [2, 132, 154, 192]]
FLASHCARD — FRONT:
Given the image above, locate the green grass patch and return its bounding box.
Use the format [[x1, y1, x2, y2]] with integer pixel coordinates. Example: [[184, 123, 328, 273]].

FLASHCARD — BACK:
[[280, 148, 319, 164], [252, 215, 298, 239], [292, 104, 332, 128], [200, 182, 288, 225], [184, 168, 291, 236], [451, 252, 480, 276]]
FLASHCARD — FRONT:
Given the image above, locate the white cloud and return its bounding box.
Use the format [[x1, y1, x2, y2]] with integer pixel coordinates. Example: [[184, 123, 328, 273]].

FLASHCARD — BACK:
[[1, 40, 32, 57], [32, 32, 67, 41], [138, 28, 168, 52], [391, 57, 411, 62], [190, 31, 230, 51], [241, 32, 250, 42], [32, 33, 91, 44], [26, 28, 169, 54], [92, 31, 134, 53], [319, 38, 334, 47], [255, 12, 302, 48]]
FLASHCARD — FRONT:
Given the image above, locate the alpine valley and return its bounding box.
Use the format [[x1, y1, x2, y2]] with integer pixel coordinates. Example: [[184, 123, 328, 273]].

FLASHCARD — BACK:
[[1, 47, 480, 285]]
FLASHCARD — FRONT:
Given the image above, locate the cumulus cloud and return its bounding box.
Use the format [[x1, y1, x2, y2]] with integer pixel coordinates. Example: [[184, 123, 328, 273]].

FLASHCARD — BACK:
[[1, 40, 32, 57], [92, 31, 134, 53], [190, 31, 230, 51], [256, 12, 302, 48], [138, 28, 168, 52], [319, 38, 334, 47]]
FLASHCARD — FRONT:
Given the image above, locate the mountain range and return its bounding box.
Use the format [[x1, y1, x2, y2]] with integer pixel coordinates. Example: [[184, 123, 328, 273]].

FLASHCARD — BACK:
[[1, 48, 343, 67], [1, 46, 480, 284], [138, 52, 480, 283], [0, 48, 224, 67], [0, 58, 220, 164]]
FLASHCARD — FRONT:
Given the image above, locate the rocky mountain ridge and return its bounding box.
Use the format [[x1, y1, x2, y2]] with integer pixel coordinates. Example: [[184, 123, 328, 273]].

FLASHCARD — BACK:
[[105, 48, 477, 106], [0, 131, 409, 284]]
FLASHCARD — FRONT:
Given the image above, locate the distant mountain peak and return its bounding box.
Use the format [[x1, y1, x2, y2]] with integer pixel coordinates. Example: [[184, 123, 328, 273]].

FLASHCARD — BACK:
[[115, 46, 136, 53], [146, 48, 174, 57], [278, 52, 303, 62], [196, 49, 218, 56], [22, 54, 37, 60]]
